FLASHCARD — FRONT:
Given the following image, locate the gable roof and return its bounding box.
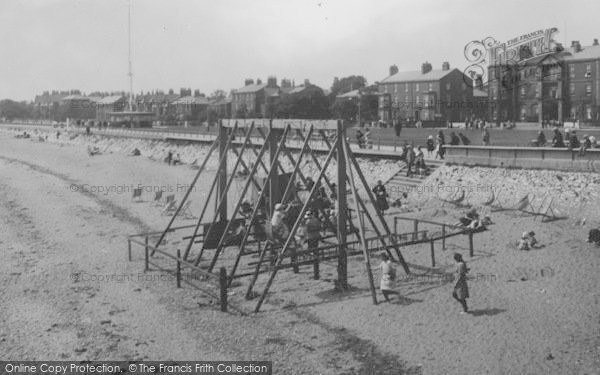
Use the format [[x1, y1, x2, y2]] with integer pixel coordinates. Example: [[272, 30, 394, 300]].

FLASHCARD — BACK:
[[235, 83, 267, 94], [336, 89, 360, 98], [563, 44, 600, 62], [173, 96, 210, 105], [381, 68, 456, 84], [97, 95, 124, 105]]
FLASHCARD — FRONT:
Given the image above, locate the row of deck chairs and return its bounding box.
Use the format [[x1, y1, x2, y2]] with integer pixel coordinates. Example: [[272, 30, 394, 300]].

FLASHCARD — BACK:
[[438, 188, 562, 222], [131, 188, 196, 219]]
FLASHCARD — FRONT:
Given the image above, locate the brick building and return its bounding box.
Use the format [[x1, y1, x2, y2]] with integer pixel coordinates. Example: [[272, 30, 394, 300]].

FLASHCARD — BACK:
[[231, 77, 280, 118], [488, 38, 600, 124], [378, 62, 474, 125]]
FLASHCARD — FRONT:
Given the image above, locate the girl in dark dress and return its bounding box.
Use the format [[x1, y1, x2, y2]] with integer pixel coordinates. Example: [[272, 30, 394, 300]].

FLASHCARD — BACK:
[[372, 180, 389, 214]]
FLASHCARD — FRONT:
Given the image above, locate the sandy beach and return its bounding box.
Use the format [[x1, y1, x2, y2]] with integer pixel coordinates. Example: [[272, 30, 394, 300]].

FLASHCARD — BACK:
[[1, 129, 599, 374]]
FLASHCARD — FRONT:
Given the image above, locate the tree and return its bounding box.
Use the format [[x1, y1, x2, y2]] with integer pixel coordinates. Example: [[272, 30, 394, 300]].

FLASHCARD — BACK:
[[209, 89, 227, 101], [0, 100, 34, 121], [330, 75, 367, 96], [274, 86, 330, 119]]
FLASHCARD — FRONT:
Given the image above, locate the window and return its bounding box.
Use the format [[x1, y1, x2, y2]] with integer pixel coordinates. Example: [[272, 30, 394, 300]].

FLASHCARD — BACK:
[[416, 95, 420, 104], [586, 106, 592, 120], [415, 83, 420, 92], [446, 94, 451, 107], [394, 84, 398, 93], [446, 83, 451, 91], [428, 83, 433, 91], [586, 83, 592, 96], [569, 65, 575, 79], [405, 95, 409, 103], [570, 83, 575, 95], [535, 85, 540, 98], [461, 82, 467, 90], [520, 87, 526, 97], [585, 64, 592, 78], [384, 85, 388, 94], [405, 84, 408, 93]]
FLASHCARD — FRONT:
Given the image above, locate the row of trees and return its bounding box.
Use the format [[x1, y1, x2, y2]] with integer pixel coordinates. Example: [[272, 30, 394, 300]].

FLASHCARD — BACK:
[[4, 75, 379, 123]]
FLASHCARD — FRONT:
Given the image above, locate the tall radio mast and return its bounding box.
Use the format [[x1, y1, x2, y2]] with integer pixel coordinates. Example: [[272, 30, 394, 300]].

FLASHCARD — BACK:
[[127, 0, 134, 111]]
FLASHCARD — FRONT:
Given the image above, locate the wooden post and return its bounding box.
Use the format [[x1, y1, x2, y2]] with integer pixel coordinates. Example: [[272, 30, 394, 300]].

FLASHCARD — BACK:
[[312, 240, 320, 280], [394, 138, 397, 152], [144, 236, 149, 272], [469, 232, 474, 258], [394, 217, 398, 236], [442, 224, 446, 250], [378, 137, 381, 150], [344, 139, 378, 305], [337, 120, 348, 290], [127, 238, 132, 261], [176, 249, 182, 288], [220, 267, 227, 312], [218, 121, 228, 222], [430, 239, 435, 268], [413, 220, 419, 241]]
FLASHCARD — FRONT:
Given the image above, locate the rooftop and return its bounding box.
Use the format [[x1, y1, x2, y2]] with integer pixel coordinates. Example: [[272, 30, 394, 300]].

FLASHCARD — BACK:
[[235, 83, 268, 94], [380, 68, 456, 84]]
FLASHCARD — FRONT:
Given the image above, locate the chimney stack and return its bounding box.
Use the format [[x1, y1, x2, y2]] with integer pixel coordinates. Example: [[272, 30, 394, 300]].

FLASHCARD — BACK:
[[594, 38, 599, 46], [571, 41, 582, 53], [267, 76, 278, 88], [304, 79, 310, 86], [389, 65, 399, 76], [256, 78, 262, 85], [244, 78, 254, 86], [442, 61, 450, 71], [421, 61, 432, 74]]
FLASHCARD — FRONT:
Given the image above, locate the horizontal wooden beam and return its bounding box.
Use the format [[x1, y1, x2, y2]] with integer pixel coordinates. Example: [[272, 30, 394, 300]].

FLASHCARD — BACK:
[[221, 118, 342, 130]]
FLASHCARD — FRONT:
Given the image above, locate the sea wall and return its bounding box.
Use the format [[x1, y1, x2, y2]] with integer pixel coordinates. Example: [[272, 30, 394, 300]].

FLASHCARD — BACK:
[[445, 145, 600, 172]]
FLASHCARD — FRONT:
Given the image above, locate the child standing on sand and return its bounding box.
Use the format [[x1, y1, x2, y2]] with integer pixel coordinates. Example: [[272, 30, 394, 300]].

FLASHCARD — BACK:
[[374, 253, 399, 302], [452, 253, 469, 314]]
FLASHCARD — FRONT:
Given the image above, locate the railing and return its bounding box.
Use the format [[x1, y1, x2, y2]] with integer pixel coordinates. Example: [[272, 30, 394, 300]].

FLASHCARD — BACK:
[[127, 231, 246, 315]]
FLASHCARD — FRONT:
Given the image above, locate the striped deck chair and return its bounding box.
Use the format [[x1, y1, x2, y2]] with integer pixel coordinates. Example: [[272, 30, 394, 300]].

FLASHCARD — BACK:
[[161, 199, 178, 216], [180, 200, 196, 219], [153, 190, 164, 206]]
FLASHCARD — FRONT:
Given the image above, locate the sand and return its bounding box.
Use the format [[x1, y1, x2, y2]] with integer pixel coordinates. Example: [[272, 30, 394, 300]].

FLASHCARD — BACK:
[[1, 129, 599, 374]]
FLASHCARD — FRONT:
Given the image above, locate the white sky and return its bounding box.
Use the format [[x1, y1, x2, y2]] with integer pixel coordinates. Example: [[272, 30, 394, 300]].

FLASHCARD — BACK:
[[1, 0, 598, 101]]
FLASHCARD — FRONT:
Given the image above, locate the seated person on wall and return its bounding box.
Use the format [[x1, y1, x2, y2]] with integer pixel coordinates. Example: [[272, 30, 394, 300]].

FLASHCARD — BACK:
[[458, 132, 471, 146], [552, 128, 565, 148], [449, 132, 460, 146], [536, 131, 546, 147]]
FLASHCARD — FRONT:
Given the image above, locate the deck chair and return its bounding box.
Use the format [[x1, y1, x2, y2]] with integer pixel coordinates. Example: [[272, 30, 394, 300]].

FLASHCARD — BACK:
[[514, 193, 536, 213], [132, 187, 143, 202], [179, 200, 196, 219], [161, 199, 178, 216], [440, 189, 469, 207], [153, 190, 164, 206], [536, 196, 561, 222]]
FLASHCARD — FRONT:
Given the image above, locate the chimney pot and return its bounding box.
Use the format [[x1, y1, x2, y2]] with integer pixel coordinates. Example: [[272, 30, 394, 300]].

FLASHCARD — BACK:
[[594, 38, 599, 46], [389, 65, 399, 76], [244, 78, 254, 86], [442, 61, 450, 71]]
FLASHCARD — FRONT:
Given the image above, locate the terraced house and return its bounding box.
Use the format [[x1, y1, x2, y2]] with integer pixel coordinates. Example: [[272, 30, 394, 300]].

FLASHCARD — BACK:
[[377, 62, 475, 125]]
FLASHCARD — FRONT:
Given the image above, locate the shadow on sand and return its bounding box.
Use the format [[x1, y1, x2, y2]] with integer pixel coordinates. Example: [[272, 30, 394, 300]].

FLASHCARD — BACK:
[[468, 308, 506, 316]]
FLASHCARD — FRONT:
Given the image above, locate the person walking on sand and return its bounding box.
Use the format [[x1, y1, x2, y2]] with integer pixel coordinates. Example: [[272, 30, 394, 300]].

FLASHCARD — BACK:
[[452, 253, 469, 314], [374, 253, 399, 302]]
